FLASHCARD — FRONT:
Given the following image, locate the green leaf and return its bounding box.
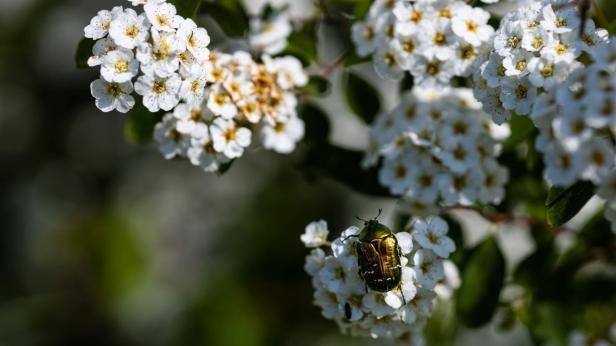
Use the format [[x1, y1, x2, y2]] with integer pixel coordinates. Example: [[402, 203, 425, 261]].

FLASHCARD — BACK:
[[503, 115, 536, 149], [400, 73, 414, 93], [303, 144, 391, 197], [169, 0, 203, 18], [513, 241, 555, 289], [124, 102, 163, 144], [456, 236, 505, 328], [442, 215, 466, 268], [205, 0, 249, 37], [353, 0, 372, 18], [546, 180, 595, 227], [217, 160, 235, 175], [299, 102, 331, 146], [343, 72, 381, 124], [301, 75, 331, 96], [75, 38, 95, 69], [281, 21, 317, 66], [392, 212, 411, 233], [344, 53, 371, 67]]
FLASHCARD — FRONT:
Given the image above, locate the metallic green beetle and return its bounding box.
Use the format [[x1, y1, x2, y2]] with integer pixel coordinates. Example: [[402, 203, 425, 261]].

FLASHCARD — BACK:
[[347, 211, 405, 302]]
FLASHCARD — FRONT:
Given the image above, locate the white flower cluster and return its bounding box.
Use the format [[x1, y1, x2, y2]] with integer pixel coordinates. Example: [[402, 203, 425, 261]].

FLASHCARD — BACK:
[[153, 52, 308, 172], [84, 0, 308, 173], [364, 87, 509, 215], [85, 0, 211, 114], [531, 39, 616, 232], [351, 0, 494, 84], [473, 0, 608, 124], [302, 217, 457, 343]]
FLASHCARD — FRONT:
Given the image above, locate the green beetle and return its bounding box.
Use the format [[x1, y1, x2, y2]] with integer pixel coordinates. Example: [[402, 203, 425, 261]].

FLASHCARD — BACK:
[[347, 210, 405, 302]]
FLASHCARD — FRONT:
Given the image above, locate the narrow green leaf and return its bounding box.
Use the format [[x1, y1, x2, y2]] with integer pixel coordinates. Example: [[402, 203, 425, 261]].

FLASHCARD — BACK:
[[456, 237, 505, 328], [301, 76, 331, 96], [546, 181, 595, 227], [205, 0, 249, 37], [124, 102, 163, 144], [343, 72, 381, 124], [169, 0, 203, 18], [75, 38, 95, 69]]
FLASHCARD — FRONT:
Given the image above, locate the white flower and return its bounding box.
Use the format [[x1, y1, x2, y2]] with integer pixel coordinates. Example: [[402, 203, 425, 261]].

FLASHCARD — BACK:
[[500, 77, 536, 115], [84, 7, 122, 40], [578, 138, 615, 184], [108, 8, 149, 50], [153, 113, 189, 159], [412, 218, 455, 258], [90, 79, 135, 113], [301, 220, 330, 248], [144, 2, 181, 32], [210, 118, 252, 159], [379, 154, 415, 195], [304, 248, 326, 277], [179, 65, 207, 106], [527, 57, 571, 88], [479, 159, 508, 204], [451, 5, 493, 47], [134, 73, 181, 112], [540, 4, 579, 34], [248, 12, 292, 55], [543, 146, 584, 187], [187, 127, 230, 173], [173, 103, 207, 135], [261, 116, 305, 154], [373, 45, 405, 81], [100, 49, 139, 83], [176, 18, 210, 62], [137, 30, 181, 78], [351, 20, 379, 57], [206, 85, 238, 119], [265, 55, 308, 90], [413, 250, 444, 289], [87, 37, 117, 67]]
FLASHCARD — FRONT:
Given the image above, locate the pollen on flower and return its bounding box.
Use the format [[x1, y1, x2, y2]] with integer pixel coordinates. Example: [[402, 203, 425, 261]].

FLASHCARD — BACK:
[[125, 25, 139, 38], [466, 21, 478, 32], [152, 80, 167, 94], [433, 32, 447, 46], [115, 60, 129, 73], [106, 82, 123, 96], [515, 85, 528, 99]]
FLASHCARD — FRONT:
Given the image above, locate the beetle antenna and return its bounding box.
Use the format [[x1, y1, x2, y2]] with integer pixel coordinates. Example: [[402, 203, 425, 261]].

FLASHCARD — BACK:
[[374, 209, 382, 220], [355, 215, 367, 222]]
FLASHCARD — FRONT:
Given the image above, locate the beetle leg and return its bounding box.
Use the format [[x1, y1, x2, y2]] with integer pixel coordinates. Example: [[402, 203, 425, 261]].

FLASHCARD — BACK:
[[343, 234, 359, 241], [401, 289, 407, 305]]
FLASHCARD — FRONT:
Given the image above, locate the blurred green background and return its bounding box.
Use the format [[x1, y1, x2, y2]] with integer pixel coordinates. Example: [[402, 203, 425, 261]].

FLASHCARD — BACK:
[[1, 1, 614, 346]]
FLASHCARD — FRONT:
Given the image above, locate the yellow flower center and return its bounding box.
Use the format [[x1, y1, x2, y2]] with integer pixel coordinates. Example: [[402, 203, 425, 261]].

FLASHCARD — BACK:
[[115, 60, 129, 73], [152, 80, 166, 94]]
